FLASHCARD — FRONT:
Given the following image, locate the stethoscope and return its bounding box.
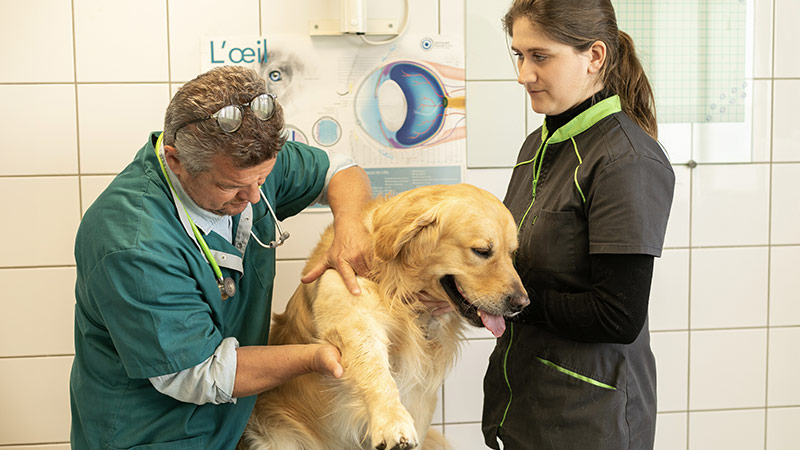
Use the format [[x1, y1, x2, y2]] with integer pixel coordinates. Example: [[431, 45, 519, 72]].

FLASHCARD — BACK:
[[154, 132, 289, 300]]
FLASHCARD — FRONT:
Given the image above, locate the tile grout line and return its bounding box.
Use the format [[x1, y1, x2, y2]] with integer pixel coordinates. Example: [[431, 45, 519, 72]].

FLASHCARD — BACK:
[[658, 405, 799, 415], [438, 0, 442, 35], [408, 403, 800, 422], [4, 160, 799, 180], [763, 0, 778, 446], [0, 75, 793, 85], [70, 0, 83, 218], [0, 441, 70, 448], [0, 81, 177, 85], [0, 354, 75, 361], [0, 174, 117, 178], [166, 0, 172, 96], [651, 324, 800, 334], [686, 114, 695, 448]]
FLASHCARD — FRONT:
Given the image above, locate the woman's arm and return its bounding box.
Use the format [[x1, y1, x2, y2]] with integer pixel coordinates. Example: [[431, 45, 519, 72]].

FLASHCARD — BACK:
[[515, 253, 654, 344]]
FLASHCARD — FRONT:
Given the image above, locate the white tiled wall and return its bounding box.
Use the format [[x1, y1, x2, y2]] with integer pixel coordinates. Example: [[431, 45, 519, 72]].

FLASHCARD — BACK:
[[689, 409, 767, 450], [1, 0, 798, 449]]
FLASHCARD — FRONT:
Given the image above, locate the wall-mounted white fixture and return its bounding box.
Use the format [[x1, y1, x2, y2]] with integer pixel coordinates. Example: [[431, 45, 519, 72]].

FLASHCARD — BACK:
[[341, 0, 366, 34], [308, 18, 399, 36], [309, 0, 408, 45]]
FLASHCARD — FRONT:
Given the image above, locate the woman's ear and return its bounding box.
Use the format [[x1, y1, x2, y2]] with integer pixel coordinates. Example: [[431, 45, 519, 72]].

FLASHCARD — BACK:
[[587, 40, 607, 74]]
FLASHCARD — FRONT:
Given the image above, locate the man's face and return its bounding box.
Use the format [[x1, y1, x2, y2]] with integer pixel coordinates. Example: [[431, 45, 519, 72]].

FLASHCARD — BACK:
[[168, 149, 276, 216]]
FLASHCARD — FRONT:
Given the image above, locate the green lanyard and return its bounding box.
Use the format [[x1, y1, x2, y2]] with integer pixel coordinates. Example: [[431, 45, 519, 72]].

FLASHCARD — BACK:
[[153, 132, 236, 299]]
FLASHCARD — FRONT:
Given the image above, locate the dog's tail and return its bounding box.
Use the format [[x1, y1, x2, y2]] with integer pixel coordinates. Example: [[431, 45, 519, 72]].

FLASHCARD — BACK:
[[421, 427, 453, 450]]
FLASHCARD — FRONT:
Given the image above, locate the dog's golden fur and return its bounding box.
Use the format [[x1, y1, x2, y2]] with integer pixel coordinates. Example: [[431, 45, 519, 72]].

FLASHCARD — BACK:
[[240, 184, 528, 450]]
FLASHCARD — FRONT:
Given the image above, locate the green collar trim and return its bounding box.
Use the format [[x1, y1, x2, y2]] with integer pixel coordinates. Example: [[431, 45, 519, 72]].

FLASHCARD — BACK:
[[542, 95, 622, 144]]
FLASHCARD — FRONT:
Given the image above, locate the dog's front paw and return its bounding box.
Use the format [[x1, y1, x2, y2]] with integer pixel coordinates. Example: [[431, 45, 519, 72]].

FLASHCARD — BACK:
[[375, 436, 415, 450], [370, 407, 419, 450]]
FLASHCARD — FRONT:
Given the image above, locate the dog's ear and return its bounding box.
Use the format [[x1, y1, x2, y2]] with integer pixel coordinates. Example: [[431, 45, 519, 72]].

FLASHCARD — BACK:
[[373, 206, 441, 262]]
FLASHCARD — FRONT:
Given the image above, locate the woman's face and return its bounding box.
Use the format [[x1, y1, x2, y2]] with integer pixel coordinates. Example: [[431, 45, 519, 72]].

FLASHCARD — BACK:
[[511, 18, 603, 116]]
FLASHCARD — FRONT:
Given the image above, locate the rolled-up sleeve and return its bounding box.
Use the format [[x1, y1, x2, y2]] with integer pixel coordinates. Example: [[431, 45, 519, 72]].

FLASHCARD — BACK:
[[149, 337, 239, 405]]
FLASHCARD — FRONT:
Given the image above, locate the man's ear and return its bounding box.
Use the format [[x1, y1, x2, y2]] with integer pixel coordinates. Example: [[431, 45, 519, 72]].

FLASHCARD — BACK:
[[587, 40, 607, 75], [163, 145, 186, 177]]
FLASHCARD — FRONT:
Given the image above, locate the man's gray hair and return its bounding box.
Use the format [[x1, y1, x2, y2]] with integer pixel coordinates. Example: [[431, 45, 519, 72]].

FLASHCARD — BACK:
[[163, 65, 286, 174]]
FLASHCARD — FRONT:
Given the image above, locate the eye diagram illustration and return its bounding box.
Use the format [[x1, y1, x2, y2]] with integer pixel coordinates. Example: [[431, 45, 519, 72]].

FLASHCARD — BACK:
[[283, 125, 308, 144], [354, 60, 465, 149], [312, 116, 342, 147]]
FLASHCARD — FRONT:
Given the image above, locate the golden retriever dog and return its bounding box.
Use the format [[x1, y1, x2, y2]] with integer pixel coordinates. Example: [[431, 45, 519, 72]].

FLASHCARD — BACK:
[[240, 183, 529, 450]]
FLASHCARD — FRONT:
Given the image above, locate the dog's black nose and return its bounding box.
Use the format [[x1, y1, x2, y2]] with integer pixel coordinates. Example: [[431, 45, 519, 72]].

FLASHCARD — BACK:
[[507, 295, 530, 313]]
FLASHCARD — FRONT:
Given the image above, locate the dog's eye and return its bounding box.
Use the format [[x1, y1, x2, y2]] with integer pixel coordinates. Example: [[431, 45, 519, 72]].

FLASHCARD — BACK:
[[472, 248, 492, 258]]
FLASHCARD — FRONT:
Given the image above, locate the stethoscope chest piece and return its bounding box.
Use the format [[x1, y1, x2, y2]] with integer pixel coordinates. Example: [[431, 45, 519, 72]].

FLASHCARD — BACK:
[[219, 277, 237, 300]]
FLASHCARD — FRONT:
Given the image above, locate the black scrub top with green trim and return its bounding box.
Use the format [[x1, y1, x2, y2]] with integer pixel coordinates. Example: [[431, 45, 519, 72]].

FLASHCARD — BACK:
[[70, 132, 330, 449], [482, 96, 675, 450]]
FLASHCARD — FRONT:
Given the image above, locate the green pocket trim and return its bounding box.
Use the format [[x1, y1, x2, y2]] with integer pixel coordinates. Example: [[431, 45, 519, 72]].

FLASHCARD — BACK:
[[536, 357, 617, 390]]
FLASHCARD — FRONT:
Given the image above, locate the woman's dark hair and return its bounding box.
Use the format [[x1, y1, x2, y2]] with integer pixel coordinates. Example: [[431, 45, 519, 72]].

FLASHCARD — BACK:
[[504, 0, 657, 139]]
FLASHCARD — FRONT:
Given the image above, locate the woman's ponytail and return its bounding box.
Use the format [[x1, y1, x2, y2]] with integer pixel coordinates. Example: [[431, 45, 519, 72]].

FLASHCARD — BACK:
[[608, 30, 658, 139]]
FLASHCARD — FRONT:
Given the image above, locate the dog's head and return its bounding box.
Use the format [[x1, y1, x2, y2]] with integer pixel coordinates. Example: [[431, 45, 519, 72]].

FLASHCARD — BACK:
[[370, 184, 529, 337]]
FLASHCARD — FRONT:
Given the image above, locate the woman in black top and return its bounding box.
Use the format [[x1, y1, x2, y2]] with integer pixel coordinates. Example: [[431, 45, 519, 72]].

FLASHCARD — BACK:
[[481, 1, 675, 449]]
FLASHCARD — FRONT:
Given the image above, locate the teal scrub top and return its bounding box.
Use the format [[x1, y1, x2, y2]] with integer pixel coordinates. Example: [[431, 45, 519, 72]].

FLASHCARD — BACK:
[[70, 132, 330, 449]]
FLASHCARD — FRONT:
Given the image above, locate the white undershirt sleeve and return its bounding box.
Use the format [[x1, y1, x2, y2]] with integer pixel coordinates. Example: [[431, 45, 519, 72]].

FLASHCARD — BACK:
[[149, 336, 239, 405]]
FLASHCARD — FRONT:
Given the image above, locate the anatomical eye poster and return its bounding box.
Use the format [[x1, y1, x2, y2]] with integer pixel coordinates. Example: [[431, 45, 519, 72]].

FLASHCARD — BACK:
[[202, 34, 465, 197]]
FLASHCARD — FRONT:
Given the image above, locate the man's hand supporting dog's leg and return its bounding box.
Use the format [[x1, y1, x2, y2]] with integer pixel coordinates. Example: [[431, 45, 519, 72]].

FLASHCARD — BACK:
[[232, 344, 343, 398]]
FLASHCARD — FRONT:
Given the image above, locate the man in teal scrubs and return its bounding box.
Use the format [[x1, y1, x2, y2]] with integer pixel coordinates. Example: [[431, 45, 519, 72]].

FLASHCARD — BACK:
[[70, 66, 373, 449]]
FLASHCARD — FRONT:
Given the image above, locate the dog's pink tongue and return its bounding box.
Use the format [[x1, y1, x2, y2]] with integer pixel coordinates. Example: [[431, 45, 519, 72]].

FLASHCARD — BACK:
[[480, 312, 506, 337]]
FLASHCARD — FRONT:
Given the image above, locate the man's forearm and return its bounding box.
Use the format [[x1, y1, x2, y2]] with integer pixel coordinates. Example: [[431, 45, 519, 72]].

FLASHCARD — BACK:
[[327, 166, 372, 224], [233, 344, 340, 397]]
